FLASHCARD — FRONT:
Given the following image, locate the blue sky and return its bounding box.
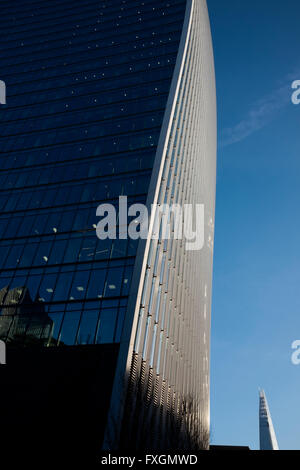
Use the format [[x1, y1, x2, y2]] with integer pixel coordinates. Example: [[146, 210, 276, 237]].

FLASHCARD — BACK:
[[208, 0, 300, 449]]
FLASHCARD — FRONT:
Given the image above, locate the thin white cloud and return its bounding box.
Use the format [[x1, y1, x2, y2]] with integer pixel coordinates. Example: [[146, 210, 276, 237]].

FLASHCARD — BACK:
[[219, 74, 296, 148]]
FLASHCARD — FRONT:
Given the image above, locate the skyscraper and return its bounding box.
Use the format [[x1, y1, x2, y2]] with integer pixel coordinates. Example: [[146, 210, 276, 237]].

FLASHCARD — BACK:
[[0, 0, 216, 455], [259, 390, 279, 450]]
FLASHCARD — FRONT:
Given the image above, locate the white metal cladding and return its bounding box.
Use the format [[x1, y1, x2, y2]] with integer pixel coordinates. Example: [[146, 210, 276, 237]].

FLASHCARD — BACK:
[[104, 0, 216, 449]]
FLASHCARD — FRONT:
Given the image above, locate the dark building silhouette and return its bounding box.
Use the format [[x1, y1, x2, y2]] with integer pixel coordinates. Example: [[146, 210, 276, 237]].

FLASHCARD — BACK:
[[0, 0, 216, 459]]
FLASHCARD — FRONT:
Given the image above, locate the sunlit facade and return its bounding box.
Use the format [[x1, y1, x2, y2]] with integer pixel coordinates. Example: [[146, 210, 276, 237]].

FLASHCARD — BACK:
[[105, 0, 216, 450], [0, 0, 216, 453]]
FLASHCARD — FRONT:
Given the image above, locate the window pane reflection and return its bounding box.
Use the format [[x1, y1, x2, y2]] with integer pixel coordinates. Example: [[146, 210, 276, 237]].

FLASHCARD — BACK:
[[96, 308, 117, 344], [103, 267, 123, 297], [86, 270, 106, 299], [59, 311, 81, 346], [76, 310, 99, 345]]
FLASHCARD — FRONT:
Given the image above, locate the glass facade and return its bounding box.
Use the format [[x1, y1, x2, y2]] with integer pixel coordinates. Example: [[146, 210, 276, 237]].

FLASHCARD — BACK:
[[0, 0, 187, 347]]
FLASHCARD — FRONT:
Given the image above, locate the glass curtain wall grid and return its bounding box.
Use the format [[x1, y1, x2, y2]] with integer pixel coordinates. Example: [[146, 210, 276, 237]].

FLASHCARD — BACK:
[[0, 0, 187, 348]]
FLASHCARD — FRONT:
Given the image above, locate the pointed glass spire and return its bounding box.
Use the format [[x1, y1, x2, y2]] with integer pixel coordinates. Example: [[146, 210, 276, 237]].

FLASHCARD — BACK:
[[259, 389, 279, 450]]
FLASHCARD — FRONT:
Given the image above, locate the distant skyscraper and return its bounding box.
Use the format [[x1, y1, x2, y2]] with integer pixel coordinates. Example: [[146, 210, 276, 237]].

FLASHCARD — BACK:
[[259, 390, 279, 450], [0, 0, 216, 455]]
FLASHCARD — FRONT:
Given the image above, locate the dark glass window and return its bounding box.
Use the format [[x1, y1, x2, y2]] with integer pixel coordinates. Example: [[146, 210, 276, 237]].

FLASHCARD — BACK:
[[0, 0, 186, 347], [38, 274, 58, 303], [86, 269, 106, 300], [96, 308, 117, 344], [52, 272, 73, 301], [76, 310, 99, 345], [59, 311, 81, 346]]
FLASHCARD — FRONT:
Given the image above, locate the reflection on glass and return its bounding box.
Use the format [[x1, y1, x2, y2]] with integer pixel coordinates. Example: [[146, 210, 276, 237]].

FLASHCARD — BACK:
[[76, 310, 99, 345], [58, 311, 81, 346], [0, 285, 54, 346], [96, 308, 117, 344]]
